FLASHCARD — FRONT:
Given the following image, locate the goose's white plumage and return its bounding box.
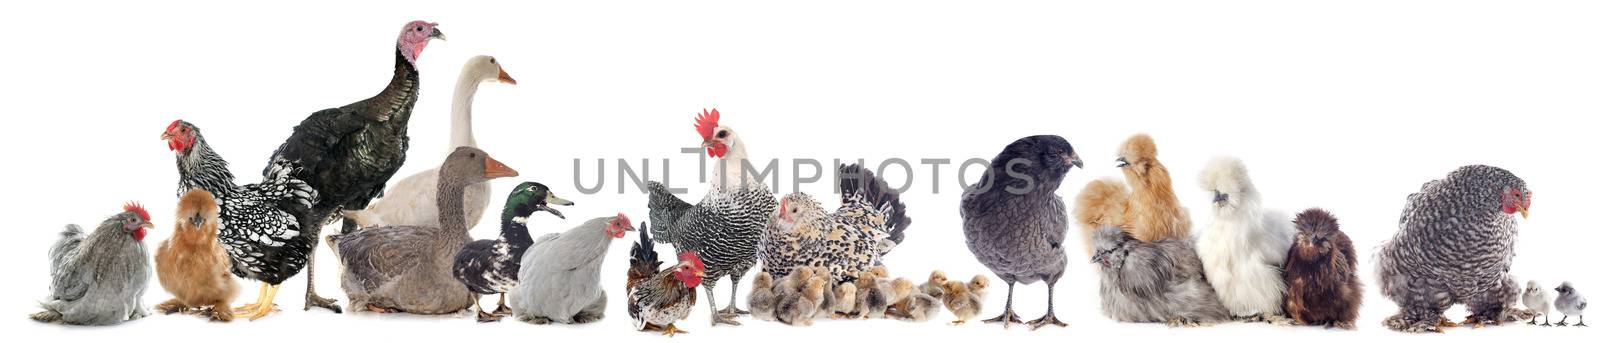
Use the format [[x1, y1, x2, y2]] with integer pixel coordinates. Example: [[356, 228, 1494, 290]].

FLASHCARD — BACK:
[[345, 56, 515, 230]]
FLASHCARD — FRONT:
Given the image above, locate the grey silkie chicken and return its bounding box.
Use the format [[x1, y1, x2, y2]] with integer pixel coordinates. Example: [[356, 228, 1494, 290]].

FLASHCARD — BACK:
[[1089, 226, 1229, 326], [509, 214, 636, 324], [31, 204, 155, 326], [960, 135, 1082, 329], [1375, 165, 1531, 333], [1554, 282, 1586, 327], [1524, 280, 1552, 326]]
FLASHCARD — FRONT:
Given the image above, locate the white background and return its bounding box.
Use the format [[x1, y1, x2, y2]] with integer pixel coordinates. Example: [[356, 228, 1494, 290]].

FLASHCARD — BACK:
[[2, 1, 1595, 342]]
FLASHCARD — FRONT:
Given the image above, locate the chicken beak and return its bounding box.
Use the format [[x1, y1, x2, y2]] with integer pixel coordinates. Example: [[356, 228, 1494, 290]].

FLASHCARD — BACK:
[[160, 132, 173, 140], [700, 140, 714, 149], [497, 66, 517, 85], [1115, 157, 1129, 168], [1067, 153, 1084, 169], [694, 270, 706, 277], [1213, 191, 1229, 204], [141, 221, 156, 230], [483, 155, 519, 178]]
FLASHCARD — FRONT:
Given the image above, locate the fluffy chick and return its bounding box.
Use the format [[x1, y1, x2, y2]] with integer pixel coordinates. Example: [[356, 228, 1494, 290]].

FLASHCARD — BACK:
[[776, 275, 827, 326], [829, 282, 858, 318], [900, 293, 942, 322], [854, 270, 891, 319], [942, 280, 982, 325], [969, 275, 990, 300], [1195, 156, 1295, 322], [1555, 282, 1586, 327], [1116, 133, 1190, 242], [1074, 177, 1133, 253], [920, 270, 948, 300], [1524, 280, 1552, 326], [887, 277, 918, 317], [155, 189, 240, 322], [1282, 208, 1361, 329], [749, 272, 778, 321]]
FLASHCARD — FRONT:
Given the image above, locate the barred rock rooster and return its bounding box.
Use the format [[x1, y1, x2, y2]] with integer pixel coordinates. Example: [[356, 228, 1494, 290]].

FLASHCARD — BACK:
[[31, 203, 154, 326], [644, 108, 778, 326], [1376, 165, 1531, 333], [162, 120, 318, 320], [627, 224, 705, 337], [263, 20, 445, 312], [761, 164, 910, 282]]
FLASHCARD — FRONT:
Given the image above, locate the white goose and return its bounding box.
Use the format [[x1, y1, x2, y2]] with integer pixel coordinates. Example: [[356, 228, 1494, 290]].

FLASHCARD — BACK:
[[344, 55, 516, 230]]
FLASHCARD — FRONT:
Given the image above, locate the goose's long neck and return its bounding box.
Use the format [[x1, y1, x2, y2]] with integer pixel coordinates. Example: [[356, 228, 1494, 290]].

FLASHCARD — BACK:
[[438, 178, 470, 235], [450, 73, 482, 149]]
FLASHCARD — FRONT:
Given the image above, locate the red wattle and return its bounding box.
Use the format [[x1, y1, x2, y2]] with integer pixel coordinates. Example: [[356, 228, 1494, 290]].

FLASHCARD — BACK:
[[131, 228, 146, 241]]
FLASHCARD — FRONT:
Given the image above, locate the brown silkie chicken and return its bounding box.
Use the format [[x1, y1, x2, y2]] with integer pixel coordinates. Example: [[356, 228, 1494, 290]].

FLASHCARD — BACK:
[[155, 189, 240, 322], [1074, 177, 1132, 253], [943, 280, 982, 325], [1283, 208, 1362, 330], [1115, 133, 1190, 242]]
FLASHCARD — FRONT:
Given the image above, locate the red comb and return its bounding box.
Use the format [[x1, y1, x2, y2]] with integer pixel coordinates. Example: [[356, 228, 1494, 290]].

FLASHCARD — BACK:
[[615, 213, 631, 228], [123, 201, 150, 221], [679, 251, 705, 270], [165, 120, 181, 133], [694, 108, 720, 141]]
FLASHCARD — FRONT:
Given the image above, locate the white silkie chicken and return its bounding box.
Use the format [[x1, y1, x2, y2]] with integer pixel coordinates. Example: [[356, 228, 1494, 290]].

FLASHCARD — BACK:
[[1195, 156, 1295, 323]]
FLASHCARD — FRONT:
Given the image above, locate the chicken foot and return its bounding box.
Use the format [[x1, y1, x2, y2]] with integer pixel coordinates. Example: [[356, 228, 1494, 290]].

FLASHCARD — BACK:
[[719, 273, 750, 315], [706, 284, 741, 326], [1025, 282, 1068, 330], [239, 284, 282, 321], [982, 280, 1024, 328], [302, 244, 343, 313]]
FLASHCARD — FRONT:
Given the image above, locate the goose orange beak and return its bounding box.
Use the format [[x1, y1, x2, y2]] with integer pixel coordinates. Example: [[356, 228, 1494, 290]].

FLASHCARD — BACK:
[[484, 155, 519, 179], [497, 66, 517, 85]]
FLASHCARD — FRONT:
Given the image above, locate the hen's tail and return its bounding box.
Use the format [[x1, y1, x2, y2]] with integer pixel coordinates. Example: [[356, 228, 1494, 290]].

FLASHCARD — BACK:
[[838, 164, 910, 244], [49, 225, 85, 270], [627, 222, 663, 291], [644, 181, 691, 244], [260, 159, 319, 213]]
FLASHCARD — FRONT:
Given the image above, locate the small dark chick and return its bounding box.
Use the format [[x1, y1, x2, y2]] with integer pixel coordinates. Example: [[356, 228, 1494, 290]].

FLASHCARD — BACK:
[[1283, 208, 1362, 330]]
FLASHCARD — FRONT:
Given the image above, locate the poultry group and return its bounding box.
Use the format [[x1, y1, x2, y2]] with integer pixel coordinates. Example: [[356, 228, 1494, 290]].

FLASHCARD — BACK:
[[27, 18, 1583, 340]]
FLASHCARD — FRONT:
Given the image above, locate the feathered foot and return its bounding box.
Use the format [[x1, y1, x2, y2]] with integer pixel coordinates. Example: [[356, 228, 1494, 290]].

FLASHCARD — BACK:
[[1166, 318, 1201, 328], [1332, 320, 1356, 330], [29, 310, 62, 323], [1383, 314, 1444, 333], [201, 306, 234, 322], [155, 299, 190, 315], [1463, 313, 1502, 328], [1264, 314, 1295, 326]]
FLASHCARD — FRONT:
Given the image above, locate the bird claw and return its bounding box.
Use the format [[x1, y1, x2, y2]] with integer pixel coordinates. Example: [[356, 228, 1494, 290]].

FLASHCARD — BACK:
[[1026, 313, 1068, 330], [1383, 314, 1444, 333], [719, 305, 751, 316], [711, 313, 742, 326], [492, 305, 513, 316], [305, 293, 343, 314], [661, 324, 690, 337], [476, 310, 505, 323], [982, 310, 1024, 328]]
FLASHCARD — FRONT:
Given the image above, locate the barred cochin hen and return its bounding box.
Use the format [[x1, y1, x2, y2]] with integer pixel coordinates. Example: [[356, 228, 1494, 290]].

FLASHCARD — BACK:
[[1376, 165, 1531, 333], [761, 164, 911, 282], [644, 109, 778, 326], [262, 20, 444, 312], [161, 120, 318, 320]]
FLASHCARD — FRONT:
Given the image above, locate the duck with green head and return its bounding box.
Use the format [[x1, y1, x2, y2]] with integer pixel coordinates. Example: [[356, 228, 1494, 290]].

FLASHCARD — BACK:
[[453, 182, 573, 321]]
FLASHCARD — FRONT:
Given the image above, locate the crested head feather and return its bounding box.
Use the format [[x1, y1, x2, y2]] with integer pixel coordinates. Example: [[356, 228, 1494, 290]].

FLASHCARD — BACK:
[[695, 108, 720, 141]]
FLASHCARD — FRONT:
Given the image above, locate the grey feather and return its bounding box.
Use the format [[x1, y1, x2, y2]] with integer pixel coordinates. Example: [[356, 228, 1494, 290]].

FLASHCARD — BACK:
[[1091, 226, 1229, 325], [509, 216, 622, 324]]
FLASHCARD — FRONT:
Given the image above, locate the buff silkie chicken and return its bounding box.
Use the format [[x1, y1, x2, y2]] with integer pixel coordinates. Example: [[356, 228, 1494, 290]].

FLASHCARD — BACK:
[[1195, 156, 1295, 323], [1376, 165, 1531, 333], [31, 203, 155, 326], [155, 189, 240, 322], [762, 164, 910, 282]]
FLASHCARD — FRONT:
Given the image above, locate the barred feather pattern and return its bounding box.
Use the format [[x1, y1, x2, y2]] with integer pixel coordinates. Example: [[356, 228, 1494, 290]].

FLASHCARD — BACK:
[[172, 124, 319, 284], [1376, 165, 1527, 328], [645, 181, 776, 285]]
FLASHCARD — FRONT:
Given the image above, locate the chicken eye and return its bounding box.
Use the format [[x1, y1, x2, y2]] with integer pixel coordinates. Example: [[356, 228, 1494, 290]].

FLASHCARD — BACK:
[[415, 26, 424, 32], [716, 130, 729, 139]]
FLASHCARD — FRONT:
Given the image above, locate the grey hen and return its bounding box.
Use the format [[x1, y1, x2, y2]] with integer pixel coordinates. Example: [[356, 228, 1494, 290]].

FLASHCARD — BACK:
[[1090, 226, 1229, 326], [960, 135, 1082, 330], [31, 205, 154, 326], [1375, 165, 1531, 333]]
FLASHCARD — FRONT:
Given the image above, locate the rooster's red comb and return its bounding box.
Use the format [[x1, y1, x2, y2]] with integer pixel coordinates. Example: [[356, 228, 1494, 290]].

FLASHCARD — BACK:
[[679, 251, 705, 270], [615, 213, 632, 227], [123, 201, 150, 221], [694, 108, 721, 141], [165, 120, 182, 133]]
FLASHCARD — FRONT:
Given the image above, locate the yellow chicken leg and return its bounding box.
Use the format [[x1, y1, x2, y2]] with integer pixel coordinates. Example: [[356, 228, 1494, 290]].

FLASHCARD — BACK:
[[246, 284, 282, 321], [232, 283, 270, 314]]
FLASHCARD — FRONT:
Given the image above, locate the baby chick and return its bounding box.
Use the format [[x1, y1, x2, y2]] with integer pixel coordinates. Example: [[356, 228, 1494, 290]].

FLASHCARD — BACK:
[[943, 280, 982, 325], [750, 272, 778, 321], [777, 275, 827, 326], [969, 275, 990, 300], [774, 266, 817, 302], [1555, 282, 1587, 327], [854, 269, 891, 319], [829, 282, 858, 318], [1524, 280, 1552, 326], [887, 277, 918, 316], [900, 293, 943, 322], [920, 270, 948, 300]]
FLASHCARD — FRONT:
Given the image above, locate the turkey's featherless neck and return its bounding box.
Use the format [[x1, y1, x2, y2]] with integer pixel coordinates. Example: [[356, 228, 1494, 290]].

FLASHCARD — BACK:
[[449, 70, 481, 149], [177, 136, 238, 197], [371, 50, 421, 123]]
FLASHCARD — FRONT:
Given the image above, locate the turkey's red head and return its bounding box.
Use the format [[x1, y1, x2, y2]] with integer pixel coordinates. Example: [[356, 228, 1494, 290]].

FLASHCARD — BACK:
[[605, 213, 634, 239], [122, 201, 153, 241], [398, 20, 444, 65], [161, 120, 196, 153], [1500, 188, 1531, 219], [674, 251, 706, 288], [695, 108, 728, 158]]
